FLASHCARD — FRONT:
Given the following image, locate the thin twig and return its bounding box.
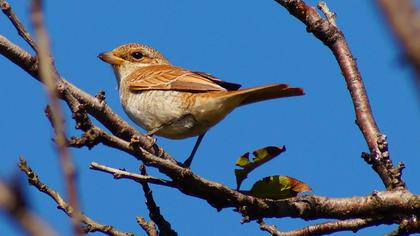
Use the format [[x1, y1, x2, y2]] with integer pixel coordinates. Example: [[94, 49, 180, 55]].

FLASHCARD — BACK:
[[90, 162, 176, 188], [259, 218, 389, 236], [0, 0, 38, 52], [30, 1, 81, 235], [139, 165, 178, 236], [274, 0, 404, 190], [317, 1, 336, 27], [0, 179, 57, 236], [18, 158, 133, 236], [259, 220, 281, 236], [136, 217, 158, 236]]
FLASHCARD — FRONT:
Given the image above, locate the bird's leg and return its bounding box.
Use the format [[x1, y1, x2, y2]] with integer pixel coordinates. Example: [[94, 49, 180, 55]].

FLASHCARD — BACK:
[[183, 132, 206, 167]]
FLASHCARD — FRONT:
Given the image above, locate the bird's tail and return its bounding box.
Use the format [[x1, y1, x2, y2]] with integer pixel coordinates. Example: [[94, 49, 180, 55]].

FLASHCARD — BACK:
[[231, 84, 304, 106]]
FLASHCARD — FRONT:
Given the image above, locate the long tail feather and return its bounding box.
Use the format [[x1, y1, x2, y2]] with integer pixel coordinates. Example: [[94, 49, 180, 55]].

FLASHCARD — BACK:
[[235, 84, 304, 106]]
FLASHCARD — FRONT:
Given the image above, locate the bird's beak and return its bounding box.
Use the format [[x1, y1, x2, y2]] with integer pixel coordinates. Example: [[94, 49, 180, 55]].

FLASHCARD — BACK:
[[98, 51, 124, 65]]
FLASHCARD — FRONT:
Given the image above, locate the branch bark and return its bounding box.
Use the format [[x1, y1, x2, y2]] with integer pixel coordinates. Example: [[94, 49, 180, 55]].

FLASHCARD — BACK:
[[259, 218, 390, 236], [90, 162, 175, 188]]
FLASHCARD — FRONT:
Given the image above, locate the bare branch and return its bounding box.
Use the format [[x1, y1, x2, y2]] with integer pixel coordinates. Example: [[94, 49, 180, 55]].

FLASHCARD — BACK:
[[90, 162, 175, 188], [0, 179, 57, 236], [0, 0, 38, 51], [18, 158, 134, 236], [259, 218, 391, 236], [273, 0, 404, 190], [136, 217, 158, 236], [317, 1, 336, 27], [139, 165, 177, 236]]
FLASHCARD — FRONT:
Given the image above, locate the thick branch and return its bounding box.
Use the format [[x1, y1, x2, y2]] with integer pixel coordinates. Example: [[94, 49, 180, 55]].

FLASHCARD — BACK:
[[64, 121, 420, 222]]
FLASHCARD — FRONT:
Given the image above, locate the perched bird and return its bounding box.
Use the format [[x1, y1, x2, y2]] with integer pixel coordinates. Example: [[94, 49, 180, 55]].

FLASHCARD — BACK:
[[98, 44, 304, 166]]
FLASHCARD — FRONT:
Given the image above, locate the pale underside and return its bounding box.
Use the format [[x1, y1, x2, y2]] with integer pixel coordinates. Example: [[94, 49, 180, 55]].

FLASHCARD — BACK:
[[117, 64, 244, 139]]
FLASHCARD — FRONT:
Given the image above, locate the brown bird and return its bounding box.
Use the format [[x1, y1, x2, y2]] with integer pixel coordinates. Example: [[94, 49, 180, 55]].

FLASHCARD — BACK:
[[98, 44, 304, 166]]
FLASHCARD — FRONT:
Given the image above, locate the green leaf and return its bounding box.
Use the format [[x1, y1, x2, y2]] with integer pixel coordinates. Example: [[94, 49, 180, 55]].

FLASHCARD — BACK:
[[234, 146, 286, 190], [249, 175, 311, 199]]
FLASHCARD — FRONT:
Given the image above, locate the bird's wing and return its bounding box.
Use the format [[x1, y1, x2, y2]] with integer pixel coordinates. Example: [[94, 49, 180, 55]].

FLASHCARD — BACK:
[[127, 65, 241, 92]]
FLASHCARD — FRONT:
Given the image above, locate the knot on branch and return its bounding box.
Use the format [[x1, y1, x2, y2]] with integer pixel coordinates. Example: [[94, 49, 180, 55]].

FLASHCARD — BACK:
[[95, 90, 106, 109], [71, 103, 93, 131], [129, 135, 141, 150], [300, 5, 342, 47], [390, 215, 420, 235], [95, 90, 106, 102], [69, 127, 103, 149], [390, 162, 406, 189], [362, 134, 406, 190]]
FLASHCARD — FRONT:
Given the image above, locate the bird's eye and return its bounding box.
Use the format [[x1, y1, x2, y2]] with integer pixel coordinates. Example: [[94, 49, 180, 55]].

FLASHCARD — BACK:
[[131, 51, 143, 60]]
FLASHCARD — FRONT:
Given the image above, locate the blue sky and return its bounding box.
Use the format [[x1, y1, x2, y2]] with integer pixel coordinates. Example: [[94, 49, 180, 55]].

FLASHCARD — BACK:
[[1, 0, 419, 235]]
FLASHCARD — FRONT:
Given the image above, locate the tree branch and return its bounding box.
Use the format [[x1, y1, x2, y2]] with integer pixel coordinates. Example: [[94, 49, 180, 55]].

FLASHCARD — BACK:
[[136, 217, 158, 236], [89, 162, 175, 188], [259, 218, 392, 236], [18, 158, 133, 236], [139, 165, 177, 236], [0, 0, 38, 51], [273, 0, 404, 190]]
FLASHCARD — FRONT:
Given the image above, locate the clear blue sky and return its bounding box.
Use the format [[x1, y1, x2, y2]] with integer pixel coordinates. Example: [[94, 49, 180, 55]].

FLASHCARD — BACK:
[[1, 1, 419, 235]]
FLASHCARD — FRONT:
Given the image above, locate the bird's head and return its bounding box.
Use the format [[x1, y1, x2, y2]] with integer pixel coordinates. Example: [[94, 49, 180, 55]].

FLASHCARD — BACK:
[[98, 43, 170, 79]]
